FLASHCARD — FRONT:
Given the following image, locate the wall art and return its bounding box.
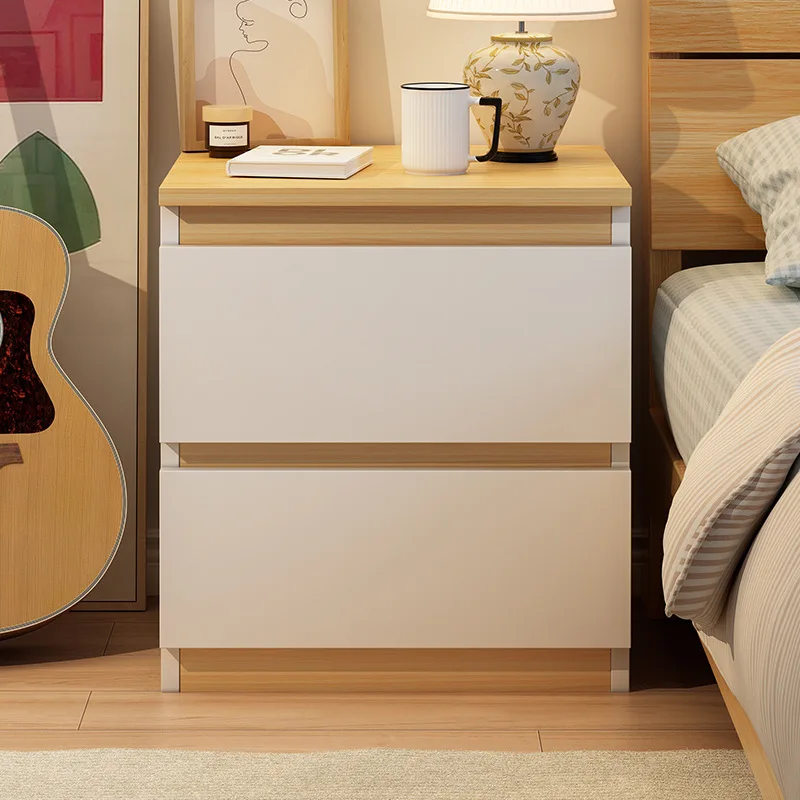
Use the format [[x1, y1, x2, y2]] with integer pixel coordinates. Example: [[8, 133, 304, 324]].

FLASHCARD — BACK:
[[0, 0, 103, 102], [179, 0, 349, 151], [0, 0, 148, 608]]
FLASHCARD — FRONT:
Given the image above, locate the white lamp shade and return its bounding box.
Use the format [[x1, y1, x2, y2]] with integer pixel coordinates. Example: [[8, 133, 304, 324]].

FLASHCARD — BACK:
[[427, 0, 616, 21]]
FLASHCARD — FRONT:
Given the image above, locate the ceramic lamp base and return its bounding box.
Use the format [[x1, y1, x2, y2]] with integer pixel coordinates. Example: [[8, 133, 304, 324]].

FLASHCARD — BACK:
[[464, 32, 581, 165], [492, 150, 558, 163]]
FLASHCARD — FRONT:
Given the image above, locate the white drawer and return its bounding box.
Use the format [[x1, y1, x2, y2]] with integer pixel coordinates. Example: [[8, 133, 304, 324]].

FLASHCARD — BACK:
[[160, 246, 631, 443], [160, 468, 631, 649]]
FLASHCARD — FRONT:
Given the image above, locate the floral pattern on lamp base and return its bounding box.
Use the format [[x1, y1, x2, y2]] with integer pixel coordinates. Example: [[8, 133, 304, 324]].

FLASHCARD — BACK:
[[464, 34, 581, 161]]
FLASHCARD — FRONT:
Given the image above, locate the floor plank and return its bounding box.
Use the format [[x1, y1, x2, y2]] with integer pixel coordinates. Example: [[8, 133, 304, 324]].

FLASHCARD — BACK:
[[0, 692, 90, 730], [0, 619, 113, 665], [0, 730, 542, 752], [80, 689, 735, 733], [0, 618, 159, 692], [66, 605, 159, 626], [104, 623, 159, 657], [0, 601, 736, 755], [0, 651, 159, 692], [540, 730, 743, 751]]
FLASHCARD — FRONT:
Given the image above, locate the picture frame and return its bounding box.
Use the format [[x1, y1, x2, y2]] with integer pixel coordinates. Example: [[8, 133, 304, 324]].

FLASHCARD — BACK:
[[178, 0, 349, 152], [0, 0, 149, 609]]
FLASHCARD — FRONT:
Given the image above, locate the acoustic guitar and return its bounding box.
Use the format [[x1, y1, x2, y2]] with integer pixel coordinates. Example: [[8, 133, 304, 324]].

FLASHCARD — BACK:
[[0, 207, 126, 639]]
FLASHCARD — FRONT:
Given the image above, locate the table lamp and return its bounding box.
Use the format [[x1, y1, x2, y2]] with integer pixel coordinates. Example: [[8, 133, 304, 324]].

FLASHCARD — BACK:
[[427, 0, 616, 162]]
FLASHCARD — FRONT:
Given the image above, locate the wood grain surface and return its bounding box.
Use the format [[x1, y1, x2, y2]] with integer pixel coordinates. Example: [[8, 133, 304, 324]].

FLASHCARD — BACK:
[[0, 606, 737, 752], [79, 689, 735, 733], [178, 443, 613, 470], [178, 205, 613, 247], [160, 147, 633, 208], [0, 692, 90, 731], [650, 59, 800, 250], [650, 0, 800, 54], [133, 0, 150, 611], [0, 444, 22, 470], [0, 210, 125, 637], [178, 649, 613, 693]]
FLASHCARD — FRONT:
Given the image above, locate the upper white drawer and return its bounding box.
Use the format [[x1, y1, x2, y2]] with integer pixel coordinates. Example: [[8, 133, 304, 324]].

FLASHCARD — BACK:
[[160, 246, 631, 443]]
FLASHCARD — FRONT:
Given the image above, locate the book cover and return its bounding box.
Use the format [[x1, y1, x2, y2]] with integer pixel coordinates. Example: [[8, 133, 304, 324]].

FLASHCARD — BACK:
[[227, 146, 374, 179]]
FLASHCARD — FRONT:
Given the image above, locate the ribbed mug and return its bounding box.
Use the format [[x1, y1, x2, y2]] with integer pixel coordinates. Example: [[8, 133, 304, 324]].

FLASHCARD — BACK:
[[401, 82, 502, 175]]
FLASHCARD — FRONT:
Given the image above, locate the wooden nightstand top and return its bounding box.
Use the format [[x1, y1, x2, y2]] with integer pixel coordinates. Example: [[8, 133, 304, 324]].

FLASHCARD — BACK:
[[160, 146, 632, 209]]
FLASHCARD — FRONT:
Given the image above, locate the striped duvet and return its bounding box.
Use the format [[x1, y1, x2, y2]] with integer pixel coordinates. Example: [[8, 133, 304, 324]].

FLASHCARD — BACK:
[[663, 329, 800, 628], [662, 328, 800, 798], [699, 474, 800, 799]]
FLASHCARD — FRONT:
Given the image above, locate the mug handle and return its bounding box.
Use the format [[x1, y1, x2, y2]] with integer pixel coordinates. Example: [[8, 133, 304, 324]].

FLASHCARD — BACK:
[[469, 96, 503, 163]]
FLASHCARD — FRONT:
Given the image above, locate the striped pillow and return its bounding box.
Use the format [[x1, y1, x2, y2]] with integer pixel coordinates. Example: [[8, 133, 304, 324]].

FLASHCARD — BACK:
[[663, 328, 800, 630], [717, 116, 800, 288]]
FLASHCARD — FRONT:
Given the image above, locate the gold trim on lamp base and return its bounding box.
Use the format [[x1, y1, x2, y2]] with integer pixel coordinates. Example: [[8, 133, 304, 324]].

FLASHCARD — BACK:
[[491, 32, 553, 44]]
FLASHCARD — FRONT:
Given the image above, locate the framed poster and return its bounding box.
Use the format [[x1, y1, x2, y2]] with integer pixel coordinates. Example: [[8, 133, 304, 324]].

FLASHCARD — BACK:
[[0, 0, 148, 609], [179, 0, 349, 152]]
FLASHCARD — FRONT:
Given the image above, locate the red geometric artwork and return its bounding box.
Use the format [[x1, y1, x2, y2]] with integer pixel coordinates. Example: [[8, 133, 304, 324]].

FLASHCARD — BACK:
[[0, 0, 103, 103]]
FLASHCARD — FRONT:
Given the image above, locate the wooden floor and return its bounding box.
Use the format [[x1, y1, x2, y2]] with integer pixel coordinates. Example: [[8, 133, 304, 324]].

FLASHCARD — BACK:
[[0, 603, 740, 753]]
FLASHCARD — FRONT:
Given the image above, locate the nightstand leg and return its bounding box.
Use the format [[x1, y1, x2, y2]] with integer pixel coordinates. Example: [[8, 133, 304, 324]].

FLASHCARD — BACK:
[[161, 648, 180, 692], [612, 207, 631, 246], [160, 442, 180, 693], [611, 648, 630, 693], [161, 206, 179, 246]]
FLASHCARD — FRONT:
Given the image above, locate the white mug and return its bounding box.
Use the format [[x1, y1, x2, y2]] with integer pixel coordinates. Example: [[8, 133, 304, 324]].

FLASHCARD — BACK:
[[401, 82, 502, 175]]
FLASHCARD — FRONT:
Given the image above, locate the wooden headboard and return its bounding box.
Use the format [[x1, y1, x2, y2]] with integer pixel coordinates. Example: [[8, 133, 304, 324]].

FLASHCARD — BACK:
[[646, 0, 800, 254], [645, 0, 800, 394]]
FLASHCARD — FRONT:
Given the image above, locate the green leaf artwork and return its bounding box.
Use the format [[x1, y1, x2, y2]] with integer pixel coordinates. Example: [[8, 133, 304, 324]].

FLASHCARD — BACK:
[[0, 132, 100, 254]]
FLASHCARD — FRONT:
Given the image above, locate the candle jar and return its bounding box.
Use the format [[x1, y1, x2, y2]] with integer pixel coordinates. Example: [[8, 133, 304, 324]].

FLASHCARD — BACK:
[[202, 105, 253, 158]]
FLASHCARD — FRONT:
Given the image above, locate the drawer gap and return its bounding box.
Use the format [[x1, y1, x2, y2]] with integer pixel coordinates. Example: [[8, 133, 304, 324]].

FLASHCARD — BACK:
[[178, 443, 613, 469]]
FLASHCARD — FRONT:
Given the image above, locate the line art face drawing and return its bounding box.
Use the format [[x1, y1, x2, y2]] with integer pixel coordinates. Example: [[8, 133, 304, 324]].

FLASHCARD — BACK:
[[195, 0, 335, 143]]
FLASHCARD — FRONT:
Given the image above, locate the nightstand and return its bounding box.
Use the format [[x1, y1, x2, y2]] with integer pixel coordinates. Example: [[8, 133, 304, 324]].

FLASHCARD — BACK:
[[158, 146, 632, 693]]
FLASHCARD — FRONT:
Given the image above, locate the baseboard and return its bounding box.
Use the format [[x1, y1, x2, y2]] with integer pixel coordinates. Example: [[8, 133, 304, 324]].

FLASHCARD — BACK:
[[146, 527, 159, 596], [177, 648, 618, 693]]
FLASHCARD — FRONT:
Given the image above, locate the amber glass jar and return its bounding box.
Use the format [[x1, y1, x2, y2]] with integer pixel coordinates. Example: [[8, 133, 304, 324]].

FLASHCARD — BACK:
[[202, 105, 253, 158]]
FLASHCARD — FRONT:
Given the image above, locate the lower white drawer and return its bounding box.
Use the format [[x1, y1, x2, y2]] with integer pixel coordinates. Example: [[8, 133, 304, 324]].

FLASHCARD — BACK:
[[160, 468, 631, 649]]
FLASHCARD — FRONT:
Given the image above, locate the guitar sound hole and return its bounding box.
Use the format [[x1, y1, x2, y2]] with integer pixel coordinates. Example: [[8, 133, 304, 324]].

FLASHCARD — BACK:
[[0, 291, 55, 434]]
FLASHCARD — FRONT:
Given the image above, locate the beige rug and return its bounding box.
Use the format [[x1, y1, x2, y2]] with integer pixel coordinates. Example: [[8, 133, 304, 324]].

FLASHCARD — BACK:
[[0, 749, 760, 799]]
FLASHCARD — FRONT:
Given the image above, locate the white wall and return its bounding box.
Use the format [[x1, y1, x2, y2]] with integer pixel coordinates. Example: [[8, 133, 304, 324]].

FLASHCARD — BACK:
[[146, 0, 643, 541]]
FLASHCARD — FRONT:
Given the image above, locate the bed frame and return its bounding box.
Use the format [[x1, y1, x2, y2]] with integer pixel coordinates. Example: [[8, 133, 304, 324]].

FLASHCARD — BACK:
[[644, 2, 800, 797]]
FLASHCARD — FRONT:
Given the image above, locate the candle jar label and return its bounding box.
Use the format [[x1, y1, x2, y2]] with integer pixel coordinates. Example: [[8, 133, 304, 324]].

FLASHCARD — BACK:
[[208, 124, 249, 147]]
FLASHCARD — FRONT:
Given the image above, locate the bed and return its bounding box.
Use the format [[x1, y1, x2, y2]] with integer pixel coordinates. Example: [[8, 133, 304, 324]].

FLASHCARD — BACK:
[[653, 262, 800, 463], [645, 2, 800, 798]]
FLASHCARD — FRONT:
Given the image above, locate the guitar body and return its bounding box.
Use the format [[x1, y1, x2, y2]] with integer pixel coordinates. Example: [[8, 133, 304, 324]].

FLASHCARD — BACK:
[[0, 208, 126, 639]]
